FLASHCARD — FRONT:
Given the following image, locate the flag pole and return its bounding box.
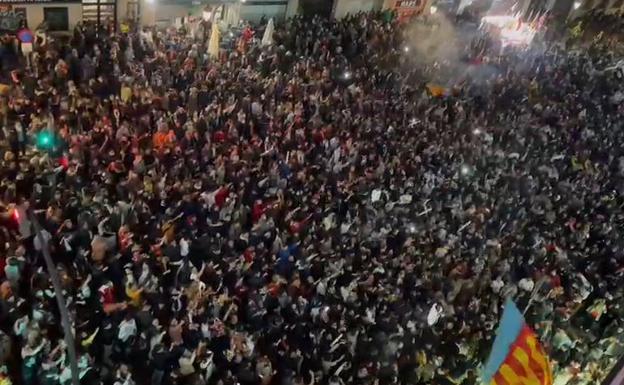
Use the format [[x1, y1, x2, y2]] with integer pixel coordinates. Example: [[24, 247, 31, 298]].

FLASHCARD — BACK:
[[523, 276, 547, 315]]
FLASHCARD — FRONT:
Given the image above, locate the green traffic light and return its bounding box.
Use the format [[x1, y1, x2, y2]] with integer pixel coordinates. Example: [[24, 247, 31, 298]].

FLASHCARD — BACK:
[[37, 132, 53, 149]]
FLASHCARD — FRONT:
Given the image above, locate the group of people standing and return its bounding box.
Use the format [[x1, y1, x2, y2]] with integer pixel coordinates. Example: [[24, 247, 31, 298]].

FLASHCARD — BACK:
[[0, 9, 623, 385]]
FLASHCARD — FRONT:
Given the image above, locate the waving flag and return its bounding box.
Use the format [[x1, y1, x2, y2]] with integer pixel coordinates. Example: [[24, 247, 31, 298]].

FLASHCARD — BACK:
[[261, 18, 274, 47], [208, 22, 221, 59], [426, 83, 447, 97], [482, 299, 553, 385]]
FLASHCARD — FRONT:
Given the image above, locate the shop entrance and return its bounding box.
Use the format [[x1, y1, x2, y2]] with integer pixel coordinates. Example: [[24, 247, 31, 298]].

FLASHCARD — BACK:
[[82, 0, 116, 29]]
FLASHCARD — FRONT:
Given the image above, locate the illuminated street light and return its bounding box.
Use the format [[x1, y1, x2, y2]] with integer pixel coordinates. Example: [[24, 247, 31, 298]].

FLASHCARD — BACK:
[[573, 1, 582, 9], [473, 128, 481, 135], [404, 46, 410, 52], [430, 5, 438, 14], [343, 71, 352, 80]]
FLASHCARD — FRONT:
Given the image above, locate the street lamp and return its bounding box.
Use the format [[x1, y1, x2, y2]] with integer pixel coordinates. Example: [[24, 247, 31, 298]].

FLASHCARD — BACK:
[[457, 163, 474, 260], [573, 1, 582, 9]]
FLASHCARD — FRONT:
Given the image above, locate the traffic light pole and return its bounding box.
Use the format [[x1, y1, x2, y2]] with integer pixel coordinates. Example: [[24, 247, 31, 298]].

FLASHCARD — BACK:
[[29, 209, 80, 385]]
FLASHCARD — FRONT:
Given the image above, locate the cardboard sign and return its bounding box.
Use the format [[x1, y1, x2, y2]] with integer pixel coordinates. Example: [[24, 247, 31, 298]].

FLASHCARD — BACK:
[[21, 41, 32, 54]]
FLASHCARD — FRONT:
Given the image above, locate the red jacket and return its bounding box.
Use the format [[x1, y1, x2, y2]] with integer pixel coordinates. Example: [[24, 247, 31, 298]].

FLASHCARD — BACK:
[[252, 201, 265, 223], [214, 186, 229, 209]]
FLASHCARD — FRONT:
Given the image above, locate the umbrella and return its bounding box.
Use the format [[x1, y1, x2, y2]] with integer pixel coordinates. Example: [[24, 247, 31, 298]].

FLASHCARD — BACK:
[[208, 22, 221, 59], [261, 18, 274, 47]]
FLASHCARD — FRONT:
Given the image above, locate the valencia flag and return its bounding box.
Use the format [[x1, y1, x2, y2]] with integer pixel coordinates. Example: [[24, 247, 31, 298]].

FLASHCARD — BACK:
[[482, 299, 553, 385]]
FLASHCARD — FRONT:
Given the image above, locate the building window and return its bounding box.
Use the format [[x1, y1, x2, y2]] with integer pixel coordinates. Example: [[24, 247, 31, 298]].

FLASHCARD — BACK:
[[0, 7, 26, 32], [43, 7, 69, 31]]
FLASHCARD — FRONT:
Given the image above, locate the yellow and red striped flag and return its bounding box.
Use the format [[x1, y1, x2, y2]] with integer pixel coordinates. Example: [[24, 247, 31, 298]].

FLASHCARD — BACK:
[[482, 299, 553, 385]]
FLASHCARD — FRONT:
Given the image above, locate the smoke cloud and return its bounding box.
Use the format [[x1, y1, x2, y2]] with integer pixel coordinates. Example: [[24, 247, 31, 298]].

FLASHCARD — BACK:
[[400, 14, 502, 87]]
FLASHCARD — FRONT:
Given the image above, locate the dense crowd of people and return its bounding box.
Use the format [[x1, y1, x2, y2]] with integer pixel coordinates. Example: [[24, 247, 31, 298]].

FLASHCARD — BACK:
[[0, 9, 624, 385], [568, 8, 624, 42]]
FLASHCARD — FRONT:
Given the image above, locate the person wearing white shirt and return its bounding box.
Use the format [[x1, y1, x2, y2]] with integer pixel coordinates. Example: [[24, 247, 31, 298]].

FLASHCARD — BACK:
[[117, 315, 137, 343]]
